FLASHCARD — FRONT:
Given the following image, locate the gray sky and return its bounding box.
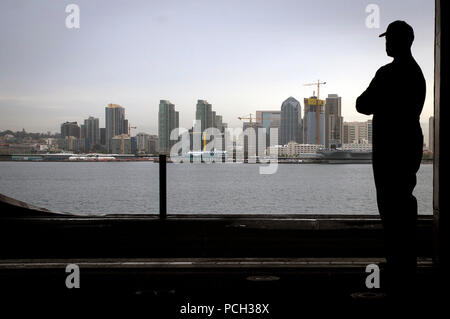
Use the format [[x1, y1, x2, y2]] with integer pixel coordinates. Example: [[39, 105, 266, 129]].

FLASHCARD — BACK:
[[0, 0, 435, 136]]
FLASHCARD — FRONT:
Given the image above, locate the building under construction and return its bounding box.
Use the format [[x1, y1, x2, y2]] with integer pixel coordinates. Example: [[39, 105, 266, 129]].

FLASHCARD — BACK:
[[303, 96, 326, 145]]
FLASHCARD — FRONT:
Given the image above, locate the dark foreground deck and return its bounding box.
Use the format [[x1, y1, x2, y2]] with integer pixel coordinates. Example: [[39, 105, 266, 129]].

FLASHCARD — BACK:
[[0, 193, 442, 315]]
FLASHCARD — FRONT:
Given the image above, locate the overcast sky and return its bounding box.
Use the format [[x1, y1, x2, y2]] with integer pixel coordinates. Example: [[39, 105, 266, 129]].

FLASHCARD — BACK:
[[0, 0, 435, 136]]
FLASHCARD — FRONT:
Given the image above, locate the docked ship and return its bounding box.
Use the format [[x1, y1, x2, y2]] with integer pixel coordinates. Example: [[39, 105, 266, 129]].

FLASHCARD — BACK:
[[316, 149, 372, 164], [68, 154, 116, 161], [184, 150, 228, 162]]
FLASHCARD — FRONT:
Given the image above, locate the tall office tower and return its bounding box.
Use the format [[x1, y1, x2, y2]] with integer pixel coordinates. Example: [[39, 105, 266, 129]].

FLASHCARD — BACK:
[[83, 116, 100, 150], [280, 97, 301, 145], [195, 100, 213, 134], [343, 121, 370, 144], [303, 96, 325, 145], [131, 136, 137, 154], [100, 128, 106, 146], [256, 110, 281, 146], [325, 94, 344, 148], [136, 132, 150, 153], [158, 100, 179, 155], [105, 103, 128, 152], [243, 121, 264, 156], [429, 116, 434, 152], [343, 123, 352, 144], [212, 111, 217, 128], [215, 115, 224, 132], [195, 99, 213, 149], [123, 119, 129, 136], [61, 121, 81, 138], [80, 124, 85, 139], [148, 135, 159, 154], [212, 114, 226, 151]]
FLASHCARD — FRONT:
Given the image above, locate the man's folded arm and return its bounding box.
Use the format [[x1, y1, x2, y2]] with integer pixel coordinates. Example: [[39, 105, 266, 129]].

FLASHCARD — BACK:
[[356, 69, 383, 115], [356, 90, 375, 115]]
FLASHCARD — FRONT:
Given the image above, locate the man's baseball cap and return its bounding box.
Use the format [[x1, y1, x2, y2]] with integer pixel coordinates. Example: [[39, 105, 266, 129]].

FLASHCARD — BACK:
[[379, 20, 414, 43]]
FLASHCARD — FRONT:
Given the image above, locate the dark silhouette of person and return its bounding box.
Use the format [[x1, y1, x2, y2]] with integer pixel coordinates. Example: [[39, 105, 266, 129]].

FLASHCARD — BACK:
[[356, 20, 425, 298]]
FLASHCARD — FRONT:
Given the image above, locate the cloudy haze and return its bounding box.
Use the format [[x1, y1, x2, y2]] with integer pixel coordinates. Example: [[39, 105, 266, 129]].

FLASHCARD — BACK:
[[0, 0, 435, 137]]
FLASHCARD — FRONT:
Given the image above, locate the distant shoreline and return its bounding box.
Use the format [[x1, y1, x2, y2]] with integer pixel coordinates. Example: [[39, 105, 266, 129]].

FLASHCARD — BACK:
[[0, 159, 433, 164]]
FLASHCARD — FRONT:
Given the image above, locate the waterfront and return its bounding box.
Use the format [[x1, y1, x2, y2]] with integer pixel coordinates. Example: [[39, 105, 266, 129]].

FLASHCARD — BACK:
[[0, 162, 433, 215]]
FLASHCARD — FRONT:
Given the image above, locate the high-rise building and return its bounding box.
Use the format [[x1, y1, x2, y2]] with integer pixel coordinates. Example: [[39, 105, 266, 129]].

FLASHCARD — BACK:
[[80, 124, 85, 139], [61, 121, 81, 138], [343, 121, 371, 144], [429, 116, 434, 152], [303, 96, 325, 145], [325, 94, 343, 148], [149, 135, 159, 154], [131, 136, 137, 154], [158, 100, 179, 155], [100, 128, 106, 146], [212, 111, 217, 129], [105, 104, 128, 152], [136, 132, 151, 153], [83, 116, 100, 150], [280, 97, 301, 145], [195, 99, 219, 150], [215, 115, 224, 132], [256, 110, 281, 146], [123, 119, 129, 136], [196, 100, 213, 134], [62, 136, 85, 152], [111, 134, 131, 154], [243, 121, 264, 156]]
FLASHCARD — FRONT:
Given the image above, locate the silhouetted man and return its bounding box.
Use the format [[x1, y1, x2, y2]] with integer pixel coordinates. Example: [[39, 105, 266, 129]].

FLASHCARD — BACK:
[[356, 21, 425, 298]]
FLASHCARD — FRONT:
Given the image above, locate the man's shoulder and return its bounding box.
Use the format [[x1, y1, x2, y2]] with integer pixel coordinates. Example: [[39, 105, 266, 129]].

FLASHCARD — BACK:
[[375, 62, 394, 76]]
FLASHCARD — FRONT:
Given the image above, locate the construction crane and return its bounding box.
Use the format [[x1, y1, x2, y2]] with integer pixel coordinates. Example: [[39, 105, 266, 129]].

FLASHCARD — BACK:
[[238, 113, 255, 126], [304, 80, 326, 100], [128, 124, 137, 137], [238, 114, 255, 157]]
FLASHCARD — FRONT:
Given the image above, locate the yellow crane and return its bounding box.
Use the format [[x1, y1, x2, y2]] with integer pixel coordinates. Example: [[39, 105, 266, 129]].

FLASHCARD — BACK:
[[128, 124, 137, 137], [304, 80, 326, 100], [190, 128, 207, 151]]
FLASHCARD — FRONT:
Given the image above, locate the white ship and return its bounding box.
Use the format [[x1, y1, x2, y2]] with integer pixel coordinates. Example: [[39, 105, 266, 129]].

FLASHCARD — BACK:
[[68, 154, 116, 161]]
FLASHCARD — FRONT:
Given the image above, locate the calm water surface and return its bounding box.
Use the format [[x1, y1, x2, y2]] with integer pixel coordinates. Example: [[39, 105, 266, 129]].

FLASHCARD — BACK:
[[0, 162, 433, 215]]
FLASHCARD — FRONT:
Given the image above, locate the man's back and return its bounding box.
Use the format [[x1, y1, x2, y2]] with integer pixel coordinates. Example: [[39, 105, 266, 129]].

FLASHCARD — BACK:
[[356, 57, 425, 164]]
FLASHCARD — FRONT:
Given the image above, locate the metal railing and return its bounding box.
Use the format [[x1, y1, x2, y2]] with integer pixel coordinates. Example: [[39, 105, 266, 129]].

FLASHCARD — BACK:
[[159, 154, 167, 220]]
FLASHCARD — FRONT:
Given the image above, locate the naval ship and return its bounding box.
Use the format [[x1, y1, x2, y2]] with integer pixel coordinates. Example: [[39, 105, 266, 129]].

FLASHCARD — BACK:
[[316, 148, 372, 164]]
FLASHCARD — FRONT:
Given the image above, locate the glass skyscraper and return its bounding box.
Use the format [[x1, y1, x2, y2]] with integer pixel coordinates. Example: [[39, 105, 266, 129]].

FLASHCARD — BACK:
[[105, 104, 128, 152], [195, 100, 213, 134], [324, 94, 343, 148], [280, 97, 302, 145], [158, 100, 179, 155], [256, 110, 281, 146], [83, 116, 100, 150]]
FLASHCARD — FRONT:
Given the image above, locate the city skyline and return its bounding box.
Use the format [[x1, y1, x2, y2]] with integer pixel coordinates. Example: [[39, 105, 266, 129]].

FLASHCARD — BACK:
[[0, 97, 434, 149], [0, 0, 434, 134]]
